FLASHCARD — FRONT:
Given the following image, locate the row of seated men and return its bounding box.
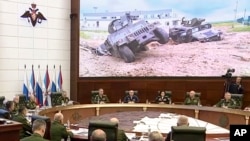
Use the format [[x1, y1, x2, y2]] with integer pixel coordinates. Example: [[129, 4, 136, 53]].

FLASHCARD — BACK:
[[91, 88, 240, 109], [0, 105, 73, 141], [89, 115, 200, 141]]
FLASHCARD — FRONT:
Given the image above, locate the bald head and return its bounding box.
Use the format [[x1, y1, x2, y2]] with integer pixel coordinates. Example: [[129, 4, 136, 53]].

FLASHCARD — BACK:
[[189, 90, 195, 98], [177, 115, 189, 126], [91, 129, 106, 141], [54, 112, 64, 123], [149, 131, 164, 141], [110, 118, 119, 124]]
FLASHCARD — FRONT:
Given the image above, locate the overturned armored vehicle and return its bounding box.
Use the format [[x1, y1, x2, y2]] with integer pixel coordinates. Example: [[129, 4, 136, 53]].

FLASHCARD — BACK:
[[169, 17, 222, 44], [98, 13, 169, 63]]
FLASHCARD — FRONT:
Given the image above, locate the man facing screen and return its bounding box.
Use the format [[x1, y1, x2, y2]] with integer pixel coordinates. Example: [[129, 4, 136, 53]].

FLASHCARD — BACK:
[[123, 90, 139, 103]]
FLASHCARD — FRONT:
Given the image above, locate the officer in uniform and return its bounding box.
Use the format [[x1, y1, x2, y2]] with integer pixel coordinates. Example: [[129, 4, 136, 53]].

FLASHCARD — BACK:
[[123, 90, 139, 103], [50, 112, 73, 141], [12, 106, 32, 139], [21, 119, 49, 141], [13, 95, 20, 115], [215, 92, 236, 109], [184, 90, 200, 105], [93, 88, 110, 104], [26, 94, 37, 110], [110, 118, 127, 141], [155, 91, 171, 104], [61, 91, 70, 105]]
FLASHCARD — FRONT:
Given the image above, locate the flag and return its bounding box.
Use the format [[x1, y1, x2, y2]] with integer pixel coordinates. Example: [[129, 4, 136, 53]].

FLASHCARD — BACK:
[[29, 65, 36, 94], [36, 65, 43, 106], [23, 65, 29, 100], [44, 65, 50, 106], [57, 65, 63, 91], [51, 65, 57, 92]]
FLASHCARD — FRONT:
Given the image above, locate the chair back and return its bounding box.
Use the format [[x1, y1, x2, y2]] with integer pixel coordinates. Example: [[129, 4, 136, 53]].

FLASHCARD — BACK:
[[0, 96, 5, 109], [231, 94, 243, 109], [186, 92, 201, 98], [0, 109, 10, 119], [91, 90, 99, 104], [51, 92, 63, 106], [171, 126, 206, 141], [88, 120, 118, 141], [19, 95, 27, 107], [125, 90, 138, 95]]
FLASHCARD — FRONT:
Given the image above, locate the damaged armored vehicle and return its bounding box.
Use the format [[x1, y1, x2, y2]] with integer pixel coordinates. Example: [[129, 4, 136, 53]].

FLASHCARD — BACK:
[[169, 17, 222, 44], [97, 13, 169, 63]]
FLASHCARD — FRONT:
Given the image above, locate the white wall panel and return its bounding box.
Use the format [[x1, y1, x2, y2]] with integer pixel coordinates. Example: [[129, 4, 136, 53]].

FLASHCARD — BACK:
[[0, 13, 18, 25], [0, 48, 19, 59], [0, 25, 18, 36], [0, 36, 18, 48], [19, 37, 34, 48], [48, 39, 70, 50], [0, 1, 18, 13], [0, 59, 19, 70]]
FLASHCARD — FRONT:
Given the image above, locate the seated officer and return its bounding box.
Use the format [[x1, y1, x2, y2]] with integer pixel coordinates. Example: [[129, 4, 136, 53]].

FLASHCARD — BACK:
[[184, 90, 200, 105], [5, 100, 15, 119], [123, 90, 139, 103], [50, 112, 73, 141], [155, 91, 170, 104], [214, 92, 236, 109], [110, 117, 127, 141], [13, 95, 20, 114], [93, 88, 110, 104], [21, 119, 49, 141], [26, 93, 38, 110], [12, 106, 32, 139], [61, 91, 70, 105]]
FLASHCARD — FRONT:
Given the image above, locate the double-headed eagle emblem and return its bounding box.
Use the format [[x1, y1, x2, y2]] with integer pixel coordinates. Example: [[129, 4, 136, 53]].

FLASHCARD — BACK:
[[21, 3, 47, 27]]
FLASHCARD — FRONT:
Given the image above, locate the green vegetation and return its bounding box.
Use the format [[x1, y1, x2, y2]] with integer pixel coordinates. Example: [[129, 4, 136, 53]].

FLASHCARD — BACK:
[[212, 21, 250, 32], [80, 31, 91, 39]]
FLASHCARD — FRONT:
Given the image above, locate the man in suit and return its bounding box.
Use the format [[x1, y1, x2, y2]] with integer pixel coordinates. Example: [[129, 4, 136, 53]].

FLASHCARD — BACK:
[[12, 106, 32, 139], [165, 115, 189, 141], [26, 93, 38, 109], [184, 90, 200, 105], [21, 119, 48, 141], [50, 112, 73, 141], [149, 131, 164, 141], [93, 88, 110, 104], [229, 77, 244, 94], [90, 129, 106, 141], [110, 117, 127, 141], [214, 92, 236, 109], [123, 90, 139, 103]]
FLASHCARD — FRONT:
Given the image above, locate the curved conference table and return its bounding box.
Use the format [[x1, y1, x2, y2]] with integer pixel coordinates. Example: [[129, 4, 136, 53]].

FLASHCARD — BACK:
[[39, 103, 250, 140]]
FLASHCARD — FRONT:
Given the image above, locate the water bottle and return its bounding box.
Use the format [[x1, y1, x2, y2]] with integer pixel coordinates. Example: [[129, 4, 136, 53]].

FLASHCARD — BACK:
[[67, 119, 70, 129], [148, 125, 151, 136]]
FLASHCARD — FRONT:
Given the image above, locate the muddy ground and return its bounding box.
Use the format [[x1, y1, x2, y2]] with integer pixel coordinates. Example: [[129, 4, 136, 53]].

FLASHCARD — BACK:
[[79, 27, 250, 77]]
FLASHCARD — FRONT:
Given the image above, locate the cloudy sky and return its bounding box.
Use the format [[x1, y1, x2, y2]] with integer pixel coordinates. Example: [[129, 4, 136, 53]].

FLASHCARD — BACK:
[[80, 0, 250, 22]]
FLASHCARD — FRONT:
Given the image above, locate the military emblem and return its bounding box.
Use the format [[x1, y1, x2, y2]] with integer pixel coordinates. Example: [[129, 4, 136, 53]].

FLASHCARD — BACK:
[[21, 3, 47, 27]]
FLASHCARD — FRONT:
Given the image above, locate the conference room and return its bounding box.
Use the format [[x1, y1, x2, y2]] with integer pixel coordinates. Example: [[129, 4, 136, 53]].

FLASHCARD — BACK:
[[0, 0, 250, 141]]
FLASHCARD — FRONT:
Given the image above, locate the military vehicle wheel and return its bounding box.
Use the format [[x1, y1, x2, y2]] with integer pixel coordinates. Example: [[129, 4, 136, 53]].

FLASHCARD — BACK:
[[118, 46, 135, 63], [154, 28, 169, 44], [140, 45, 149, 51], [184, 29, 193, 43], [108, 19, 119, 34]]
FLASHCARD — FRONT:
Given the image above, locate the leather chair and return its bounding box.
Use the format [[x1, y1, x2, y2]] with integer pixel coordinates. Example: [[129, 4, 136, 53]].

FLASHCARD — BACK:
[[125, 90, 138, 96], [171, 126, 206, 141], [0, 109, 10, 119], [91, 90, 99, 104], [186, 92, 201, 98], [88, 120, 118, 141], [19, 95, 27, 107], [50, 92, 63, 106], [231, 94, 243, 109], [0, 96, 5, 109]]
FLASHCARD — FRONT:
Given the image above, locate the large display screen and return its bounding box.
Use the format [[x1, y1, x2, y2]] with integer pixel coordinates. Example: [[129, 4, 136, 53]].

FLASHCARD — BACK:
[[79, 0, 250, 77]]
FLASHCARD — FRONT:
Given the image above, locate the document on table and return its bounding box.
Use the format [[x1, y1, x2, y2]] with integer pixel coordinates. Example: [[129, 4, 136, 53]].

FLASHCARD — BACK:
[[70, 128, 88, 136]]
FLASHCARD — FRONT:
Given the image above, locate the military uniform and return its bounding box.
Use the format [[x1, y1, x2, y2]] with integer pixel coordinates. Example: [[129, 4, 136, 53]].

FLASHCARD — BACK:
[[26, 100, 37, 109], [50, 121, 73, 141], [123, 95, 139, 103], [184, 97, 200, 105], [93, 95, 110, 104], [117, 129, 128, 141], [215, 99, 236, 108], [20, 133, 49, 141], [62, 96, 70, 104], [12, 102, 19, 115], [155, 96, 170, 104], [12, 113, 32, 139]]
